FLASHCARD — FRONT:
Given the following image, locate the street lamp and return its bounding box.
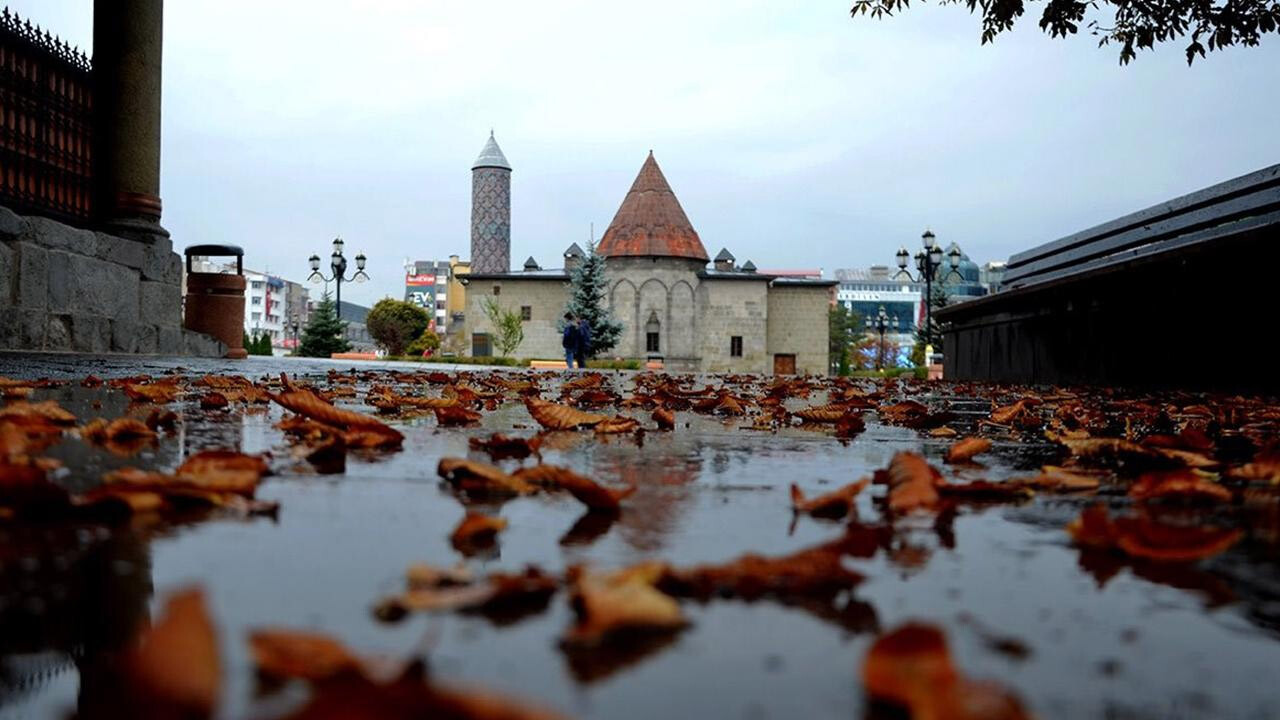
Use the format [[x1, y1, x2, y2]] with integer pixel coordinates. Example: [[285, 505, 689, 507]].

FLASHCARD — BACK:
[[290, 314, 301, 349], [865, 305, 898, 371], [894, 229, 963, 357], [307, 237, 368, 321]]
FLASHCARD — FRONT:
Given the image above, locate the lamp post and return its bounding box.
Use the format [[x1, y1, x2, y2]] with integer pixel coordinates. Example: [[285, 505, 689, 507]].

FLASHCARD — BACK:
[[895, 229, 963, 359], [307, 237, 369, 321], [865, 305, 898, 370], [290, 314, 301, 350]]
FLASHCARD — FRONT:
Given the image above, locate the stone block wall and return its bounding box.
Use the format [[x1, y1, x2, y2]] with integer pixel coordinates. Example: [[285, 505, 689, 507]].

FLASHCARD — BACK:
[[696, 279, 770, 374], [465, 279, 570, 359], [0, 205, 225, 356], [766, 286, 831, 376]]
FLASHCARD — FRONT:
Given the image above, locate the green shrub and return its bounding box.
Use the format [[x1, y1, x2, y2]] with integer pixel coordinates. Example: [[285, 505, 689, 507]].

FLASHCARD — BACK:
[[405, 328, 442, 357]]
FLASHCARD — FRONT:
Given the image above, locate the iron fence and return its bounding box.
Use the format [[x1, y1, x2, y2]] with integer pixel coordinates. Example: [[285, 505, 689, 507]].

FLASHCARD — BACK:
[[0, 7, 92, 224]]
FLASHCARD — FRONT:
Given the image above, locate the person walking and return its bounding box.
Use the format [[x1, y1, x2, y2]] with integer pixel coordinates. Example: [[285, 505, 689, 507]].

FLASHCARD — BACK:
[[562, 313, 580, 368], [575, 316, 592, 370]]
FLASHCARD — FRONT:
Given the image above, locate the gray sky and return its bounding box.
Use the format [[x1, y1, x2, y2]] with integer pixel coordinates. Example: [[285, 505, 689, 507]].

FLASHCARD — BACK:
[[13, 1, 1280, 306]]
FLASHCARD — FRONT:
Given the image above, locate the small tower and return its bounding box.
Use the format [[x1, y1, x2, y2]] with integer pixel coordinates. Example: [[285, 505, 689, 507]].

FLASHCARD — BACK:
[[470, 131, 512, 274]]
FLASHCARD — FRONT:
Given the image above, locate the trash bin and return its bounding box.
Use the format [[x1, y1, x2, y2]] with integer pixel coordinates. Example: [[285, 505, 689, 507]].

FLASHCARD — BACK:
[[184, 244, 248, 359]]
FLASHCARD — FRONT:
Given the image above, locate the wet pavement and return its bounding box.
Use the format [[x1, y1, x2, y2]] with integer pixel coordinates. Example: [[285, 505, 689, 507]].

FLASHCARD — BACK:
[[1, 352, 1279, 719]]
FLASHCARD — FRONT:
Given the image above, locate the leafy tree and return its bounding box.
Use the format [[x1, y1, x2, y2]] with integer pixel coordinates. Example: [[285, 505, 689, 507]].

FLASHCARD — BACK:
[[481, 297, 525, 357], [564, 240, 622, 357], [850, 0, 1280, 64], [406, 328, 442, 357], [298, 294, 351, 358], [366, 298, 430, 356], [828, 305, 864, 376]]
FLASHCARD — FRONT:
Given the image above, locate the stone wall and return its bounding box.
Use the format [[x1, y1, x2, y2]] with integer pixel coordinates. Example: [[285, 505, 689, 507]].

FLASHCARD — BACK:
[[608, 257, 706, 364], [0, 205, 225, 356], [465, 278, 570, 359], [696, 279, 771, 374], [766, 285, 831, 376]]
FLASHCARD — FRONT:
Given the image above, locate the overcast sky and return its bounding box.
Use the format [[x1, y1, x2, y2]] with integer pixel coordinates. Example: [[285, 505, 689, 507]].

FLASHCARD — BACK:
[[12, 1, 1280, 306]]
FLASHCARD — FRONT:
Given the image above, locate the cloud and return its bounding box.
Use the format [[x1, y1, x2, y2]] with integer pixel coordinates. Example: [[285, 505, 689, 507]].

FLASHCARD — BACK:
[[8, 0, 1279, 306]]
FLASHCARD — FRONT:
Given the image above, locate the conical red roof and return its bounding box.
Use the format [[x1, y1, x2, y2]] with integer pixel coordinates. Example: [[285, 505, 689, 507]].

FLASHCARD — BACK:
[[597, 152, 709, 262]]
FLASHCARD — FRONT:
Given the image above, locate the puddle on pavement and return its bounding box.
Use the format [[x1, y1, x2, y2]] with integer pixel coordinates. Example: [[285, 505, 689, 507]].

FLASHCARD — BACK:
[[1, 354, 1278, 719]]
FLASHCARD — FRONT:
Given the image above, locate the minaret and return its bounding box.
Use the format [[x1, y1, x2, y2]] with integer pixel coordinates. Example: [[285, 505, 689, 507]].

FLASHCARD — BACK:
[[469, 131, 512, 274]]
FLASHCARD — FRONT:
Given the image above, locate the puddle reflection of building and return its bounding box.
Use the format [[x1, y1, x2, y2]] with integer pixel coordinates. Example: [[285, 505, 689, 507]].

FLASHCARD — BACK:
[[592, 441, 703, 555], [0, 523, 153, 713]]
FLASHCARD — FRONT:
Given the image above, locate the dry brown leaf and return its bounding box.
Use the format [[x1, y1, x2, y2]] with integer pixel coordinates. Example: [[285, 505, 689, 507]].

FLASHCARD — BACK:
[[661, 544, 866, 602], [652, 407, 675, 430], [437, 458, 537, 496], [945, 437, 992, 464], [122, 587, 220, 717], [790, 479, 868, 519], [563, 563, 685, 648], [1020, 466, 1101, 492], [594, 416, 640, 434], [250, 629, 364, 682], [451, 512, 508, 554], [862, 622, 1030, 720], [884, 451, 942, 514], [123, 381, 181, 404], [513, 464, 634, 511], [1130, 469, 1231, 504], [0, 400, 77, 425], [434, 405, 483, 426], [524, 397, 607, 430], [1068, 504, 1243, 561], [271, 375, 403, 446], [469, 433, 541, 461]]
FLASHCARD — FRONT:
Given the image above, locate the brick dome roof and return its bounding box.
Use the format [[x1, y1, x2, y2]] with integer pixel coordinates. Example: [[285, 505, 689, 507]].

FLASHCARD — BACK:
[[597, 152, 709, 262]]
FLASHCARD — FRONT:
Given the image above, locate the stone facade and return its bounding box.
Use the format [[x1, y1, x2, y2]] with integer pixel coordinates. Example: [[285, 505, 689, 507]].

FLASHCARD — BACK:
[[464, 260, 833, 374], [766, 283, 834, 375], [0, 205, 225, 356], [465, 277, 569, 359]]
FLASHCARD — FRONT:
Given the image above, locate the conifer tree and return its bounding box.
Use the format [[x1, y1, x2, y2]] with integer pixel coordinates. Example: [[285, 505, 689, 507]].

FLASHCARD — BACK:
[[564, 240, 622, 356], [298, 294, 351, 358]]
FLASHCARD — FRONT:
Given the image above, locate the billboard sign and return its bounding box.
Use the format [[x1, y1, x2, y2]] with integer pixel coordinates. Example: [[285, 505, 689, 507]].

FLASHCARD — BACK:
[[406, 274, 435, 286]]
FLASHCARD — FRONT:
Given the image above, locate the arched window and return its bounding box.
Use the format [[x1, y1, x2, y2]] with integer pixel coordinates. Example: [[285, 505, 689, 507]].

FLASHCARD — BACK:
[[645, 311, 660, 353]]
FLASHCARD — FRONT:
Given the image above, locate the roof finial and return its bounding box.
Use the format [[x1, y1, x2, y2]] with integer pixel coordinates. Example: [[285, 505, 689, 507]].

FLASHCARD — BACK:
[[648, 149, 653, 157]]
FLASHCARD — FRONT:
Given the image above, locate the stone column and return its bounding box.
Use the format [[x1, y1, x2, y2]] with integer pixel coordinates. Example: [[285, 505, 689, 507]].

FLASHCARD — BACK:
[[93, 0, 166, 239]]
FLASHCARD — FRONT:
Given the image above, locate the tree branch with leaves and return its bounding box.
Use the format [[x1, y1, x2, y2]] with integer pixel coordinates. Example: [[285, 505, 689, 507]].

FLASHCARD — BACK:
[[850, 0, 1280, 64], [481, 296, 525, 358]]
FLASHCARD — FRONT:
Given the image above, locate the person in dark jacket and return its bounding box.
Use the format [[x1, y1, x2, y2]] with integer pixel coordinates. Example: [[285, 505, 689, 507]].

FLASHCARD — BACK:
[[562, 313, 580, 368], [575, 316, 592, 369]]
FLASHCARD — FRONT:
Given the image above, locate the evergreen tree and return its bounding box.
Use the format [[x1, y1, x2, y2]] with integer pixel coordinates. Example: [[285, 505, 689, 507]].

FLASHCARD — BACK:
[[298, 294, 351, 358], [564, 240, 622, 357]]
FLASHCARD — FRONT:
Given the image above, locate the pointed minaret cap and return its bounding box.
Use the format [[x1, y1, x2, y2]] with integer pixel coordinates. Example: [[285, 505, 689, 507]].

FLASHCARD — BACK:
[[472, 131, 512, 171], [563, 242, 585, 258], [597, 152, 709, 262], [523, 256, 540, 271]]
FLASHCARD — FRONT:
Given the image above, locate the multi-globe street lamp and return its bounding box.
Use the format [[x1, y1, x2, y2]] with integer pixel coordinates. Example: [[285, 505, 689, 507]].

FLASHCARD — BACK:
[[307, 237, 368, 321], [895, 229, 963, 358], [865, 305, 898, 370]]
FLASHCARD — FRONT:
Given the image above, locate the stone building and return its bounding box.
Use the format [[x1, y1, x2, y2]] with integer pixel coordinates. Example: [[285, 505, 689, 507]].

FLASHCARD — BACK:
[[463, 150, 834, 374]]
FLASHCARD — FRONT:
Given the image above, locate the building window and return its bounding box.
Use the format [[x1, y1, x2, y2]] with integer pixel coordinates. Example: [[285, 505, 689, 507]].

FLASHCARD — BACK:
[[646, 332, 660, 353], [251, 297, 261, 305], [492, 285, 501, 296], [520, 306, 532, 321], [730, 336, 743, 357], [251, 312, 261, 321]]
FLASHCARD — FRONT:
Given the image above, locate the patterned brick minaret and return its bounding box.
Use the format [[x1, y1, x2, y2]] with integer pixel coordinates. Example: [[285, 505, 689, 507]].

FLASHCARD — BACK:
[[470, 132, 512, 274]]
